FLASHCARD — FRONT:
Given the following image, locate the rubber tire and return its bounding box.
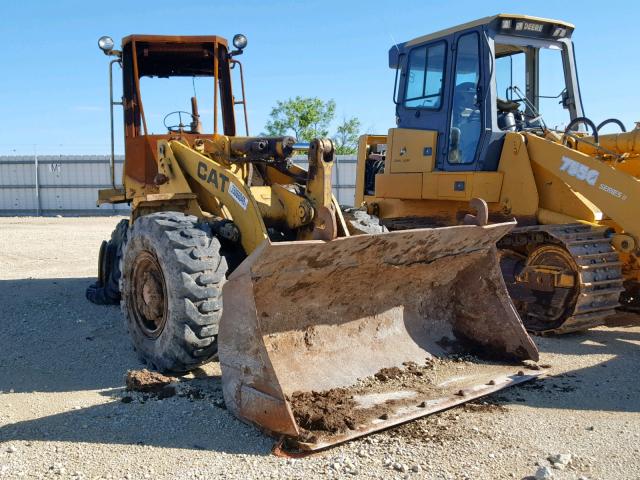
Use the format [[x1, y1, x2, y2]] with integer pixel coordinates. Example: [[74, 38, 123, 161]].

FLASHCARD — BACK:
[[120, 212, 227, 373], [86, 219, 128, 305], [341, 207, 388, 235]]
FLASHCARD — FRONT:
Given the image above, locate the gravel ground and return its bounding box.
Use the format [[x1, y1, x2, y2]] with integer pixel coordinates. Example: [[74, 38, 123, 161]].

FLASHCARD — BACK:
[[0, 216, 639, 480]]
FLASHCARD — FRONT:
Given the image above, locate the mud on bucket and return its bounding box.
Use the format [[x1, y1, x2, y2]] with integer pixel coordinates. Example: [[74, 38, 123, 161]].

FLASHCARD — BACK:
[[218, 222, 539, 450]]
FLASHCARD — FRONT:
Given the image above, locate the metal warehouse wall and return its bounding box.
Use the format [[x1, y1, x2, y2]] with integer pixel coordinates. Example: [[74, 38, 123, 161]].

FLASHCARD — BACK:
[[294, 155, 357, 206], [0, 155, 128, 215], [0, 155, 356, 215]]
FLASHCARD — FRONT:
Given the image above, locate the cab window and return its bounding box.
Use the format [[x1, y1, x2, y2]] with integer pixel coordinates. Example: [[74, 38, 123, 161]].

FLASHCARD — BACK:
[[404, 42, 446, 109], [496, 51, 525, 101], [493, 38, 571, 132], [449, 32, 481, 164], [538, 46, 570, 130]]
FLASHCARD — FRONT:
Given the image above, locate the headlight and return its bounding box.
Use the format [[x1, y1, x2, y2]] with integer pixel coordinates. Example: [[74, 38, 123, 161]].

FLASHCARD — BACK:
[[98, 36, 115, 54], [233, 33, 248, 50]]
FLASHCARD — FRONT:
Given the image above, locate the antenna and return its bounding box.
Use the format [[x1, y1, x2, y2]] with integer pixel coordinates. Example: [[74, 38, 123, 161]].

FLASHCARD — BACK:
[[389, 32, 400, 52]]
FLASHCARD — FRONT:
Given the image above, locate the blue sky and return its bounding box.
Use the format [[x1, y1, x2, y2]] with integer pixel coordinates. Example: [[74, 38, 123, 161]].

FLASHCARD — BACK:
[[0, 0, 637, 155]]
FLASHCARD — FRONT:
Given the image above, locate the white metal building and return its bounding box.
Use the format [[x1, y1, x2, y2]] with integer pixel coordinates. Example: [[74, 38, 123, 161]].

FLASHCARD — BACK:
[[0, 155, 357, 215]]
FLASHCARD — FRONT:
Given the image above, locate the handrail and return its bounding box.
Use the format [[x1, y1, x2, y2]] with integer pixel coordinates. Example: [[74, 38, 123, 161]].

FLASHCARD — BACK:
[[109, 58, 124, 190], [231, 59, 250, 136]]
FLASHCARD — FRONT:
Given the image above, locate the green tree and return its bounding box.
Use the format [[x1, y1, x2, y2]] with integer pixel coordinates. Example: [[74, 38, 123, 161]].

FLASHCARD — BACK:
[[264, 96, 336, 142], [333, 116, 361, 155]]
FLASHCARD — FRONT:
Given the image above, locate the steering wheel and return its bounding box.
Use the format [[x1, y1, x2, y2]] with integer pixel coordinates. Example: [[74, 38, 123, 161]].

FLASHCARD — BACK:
[[562, 116, 599, 147], [163, 111, 197, 133]]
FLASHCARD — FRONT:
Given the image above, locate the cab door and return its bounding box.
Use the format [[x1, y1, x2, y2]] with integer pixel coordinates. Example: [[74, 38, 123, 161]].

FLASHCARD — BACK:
[[440, 29, 485, 172]]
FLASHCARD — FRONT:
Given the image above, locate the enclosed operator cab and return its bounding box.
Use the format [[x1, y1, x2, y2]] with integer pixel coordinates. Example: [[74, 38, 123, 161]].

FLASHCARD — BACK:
[[355, 14, 582, 221], [355, 14, 640, 335]]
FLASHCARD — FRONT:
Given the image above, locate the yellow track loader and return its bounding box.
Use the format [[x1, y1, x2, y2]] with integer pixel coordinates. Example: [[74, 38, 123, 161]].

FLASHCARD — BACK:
[[355, 14, 640, 335], [86, 33, 538, 450]]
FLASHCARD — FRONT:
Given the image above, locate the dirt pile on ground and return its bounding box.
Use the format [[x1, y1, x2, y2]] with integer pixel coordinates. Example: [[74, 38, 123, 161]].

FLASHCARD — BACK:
[[290, 388, 357, 433], [374, 367, 403, 382], [289, 361, 442, 437], [374, 361, 430, 382], [125, 369, 176, 399]]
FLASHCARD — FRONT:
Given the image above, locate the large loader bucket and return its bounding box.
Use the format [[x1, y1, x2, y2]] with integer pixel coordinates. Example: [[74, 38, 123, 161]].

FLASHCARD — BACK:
[[218, 222, 539, 450]]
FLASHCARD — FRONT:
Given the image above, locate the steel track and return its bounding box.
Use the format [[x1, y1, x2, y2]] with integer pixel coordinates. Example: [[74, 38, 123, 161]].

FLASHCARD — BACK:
[[501, 224, 624, 334]]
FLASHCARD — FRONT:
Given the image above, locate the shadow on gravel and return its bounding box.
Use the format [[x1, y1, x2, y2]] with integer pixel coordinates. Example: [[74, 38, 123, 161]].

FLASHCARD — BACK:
[[0, 385, 273, 455], [490, 313, 640, 414], [0, 276, 273, 454], [0, 277, 139, 394]]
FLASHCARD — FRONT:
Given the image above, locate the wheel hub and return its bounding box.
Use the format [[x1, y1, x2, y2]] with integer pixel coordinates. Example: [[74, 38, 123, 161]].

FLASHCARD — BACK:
[[132, 251, 167, 338]]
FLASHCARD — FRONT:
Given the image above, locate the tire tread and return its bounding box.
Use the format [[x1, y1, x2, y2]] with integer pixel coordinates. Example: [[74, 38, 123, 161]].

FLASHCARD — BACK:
[[120, 211, 227, 373]]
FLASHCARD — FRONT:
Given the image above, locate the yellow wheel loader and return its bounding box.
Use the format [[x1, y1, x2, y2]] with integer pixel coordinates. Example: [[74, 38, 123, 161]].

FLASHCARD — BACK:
[[355, 14, 640, 335], [86, 33, 538, 450]]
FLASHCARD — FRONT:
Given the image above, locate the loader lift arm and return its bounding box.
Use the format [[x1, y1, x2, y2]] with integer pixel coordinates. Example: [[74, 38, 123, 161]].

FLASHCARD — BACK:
[[526, 134, 640, 252]]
